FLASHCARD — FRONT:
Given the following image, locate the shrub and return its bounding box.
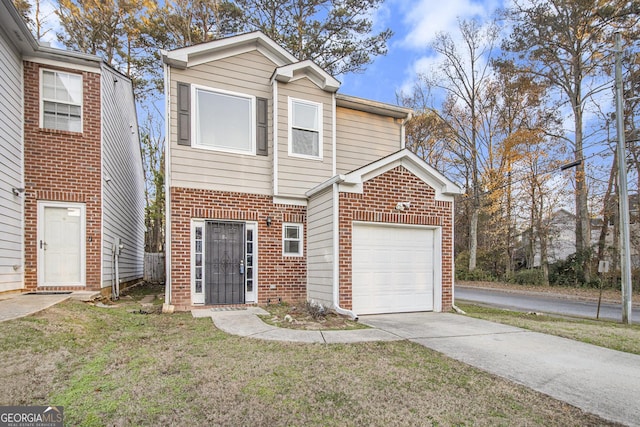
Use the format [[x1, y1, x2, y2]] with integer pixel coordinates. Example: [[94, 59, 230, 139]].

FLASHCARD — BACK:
[[510, 269, 545, 286]]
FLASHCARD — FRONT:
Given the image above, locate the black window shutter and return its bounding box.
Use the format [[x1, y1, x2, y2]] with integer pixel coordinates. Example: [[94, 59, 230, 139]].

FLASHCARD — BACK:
[[177, 82, 190, 146], [256, 97, 268, 156]]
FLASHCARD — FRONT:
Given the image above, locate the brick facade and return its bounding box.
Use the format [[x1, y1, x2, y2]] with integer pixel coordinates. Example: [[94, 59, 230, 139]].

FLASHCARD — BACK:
[[338, 166, 454, 311], [23, 61, 103, 291], [171, 165, 455, 312], [170, 187, 307, 308]]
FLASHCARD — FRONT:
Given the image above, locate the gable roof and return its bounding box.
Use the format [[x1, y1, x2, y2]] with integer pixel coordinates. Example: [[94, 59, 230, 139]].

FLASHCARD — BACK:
[[161, 31, 298, 69], [273, 60, 340, 92], [307, 149, 462, 200]]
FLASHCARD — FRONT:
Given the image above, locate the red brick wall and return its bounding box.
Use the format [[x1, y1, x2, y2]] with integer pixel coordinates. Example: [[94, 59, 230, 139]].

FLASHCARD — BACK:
[[23, 61, 103, 291], [170, 187, 307, 308], [338, 166, 454, 311]]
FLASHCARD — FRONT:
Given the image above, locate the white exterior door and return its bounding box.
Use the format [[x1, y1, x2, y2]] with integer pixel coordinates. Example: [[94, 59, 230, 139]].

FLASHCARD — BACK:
[[352, 223, 436, 315], [38, 202, 86, 286]]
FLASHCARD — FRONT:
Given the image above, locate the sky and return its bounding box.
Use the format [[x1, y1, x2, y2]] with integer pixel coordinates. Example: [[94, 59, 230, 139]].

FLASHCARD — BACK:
[[339, 0, 505, 105]]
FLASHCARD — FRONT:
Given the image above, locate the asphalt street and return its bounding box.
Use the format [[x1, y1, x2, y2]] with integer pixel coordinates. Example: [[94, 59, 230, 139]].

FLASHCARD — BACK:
[[455, 285, 640, 324]]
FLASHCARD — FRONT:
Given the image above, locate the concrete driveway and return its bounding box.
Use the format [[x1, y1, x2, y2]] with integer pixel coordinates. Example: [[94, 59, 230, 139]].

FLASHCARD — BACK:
[[360, 312, 640, 427]]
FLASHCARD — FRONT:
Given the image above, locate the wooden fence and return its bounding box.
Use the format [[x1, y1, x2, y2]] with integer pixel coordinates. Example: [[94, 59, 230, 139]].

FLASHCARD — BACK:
[[144, 252, 165, 284]]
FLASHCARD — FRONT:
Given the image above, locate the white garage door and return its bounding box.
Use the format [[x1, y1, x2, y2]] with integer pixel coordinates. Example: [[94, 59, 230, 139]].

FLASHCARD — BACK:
[[352, 223, 435, 315]]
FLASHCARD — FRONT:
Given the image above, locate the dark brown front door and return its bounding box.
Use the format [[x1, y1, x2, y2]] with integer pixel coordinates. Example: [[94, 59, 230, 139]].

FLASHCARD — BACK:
[[205, 221, 245, 305]]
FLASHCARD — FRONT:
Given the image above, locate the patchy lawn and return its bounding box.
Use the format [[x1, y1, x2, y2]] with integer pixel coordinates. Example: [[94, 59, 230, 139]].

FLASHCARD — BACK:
[[260, 301, 367, 330], [0, 286, 620, 426], [458, 303, 640, 356]]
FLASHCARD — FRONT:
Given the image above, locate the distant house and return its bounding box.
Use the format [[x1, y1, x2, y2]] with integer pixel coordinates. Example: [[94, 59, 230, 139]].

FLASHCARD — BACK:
[[162, 32, 461, 315], [0, 0, 145, 296], [523, 207, 640, 269]]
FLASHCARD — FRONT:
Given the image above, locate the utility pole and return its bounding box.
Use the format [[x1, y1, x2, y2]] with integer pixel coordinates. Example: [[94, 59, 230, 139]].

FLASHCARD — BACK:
[[614, 32, 632, 324]]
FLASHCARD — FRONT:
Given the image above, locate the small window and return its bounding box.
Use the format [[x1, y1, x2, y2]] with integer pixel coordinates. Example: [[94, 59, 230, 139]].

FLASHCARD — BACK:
[[194, 86, 255, 154], [41, 70, 83, 132], [289, 98, 322, 159], [283, 223, 303, 257]]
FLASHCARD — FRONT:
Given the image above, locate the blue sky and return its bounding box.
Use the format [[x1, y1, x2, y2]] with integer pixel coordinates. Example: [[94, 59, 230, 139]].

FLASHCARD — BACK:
[[339, 0, 504, 104]]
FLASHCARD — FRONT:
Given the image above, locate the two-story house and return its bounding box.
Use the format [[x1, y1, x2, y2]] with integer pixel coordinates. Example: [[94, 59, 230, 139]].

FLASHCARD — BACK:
[[0, 0, 145, 297], [163, 32, 461, 316]]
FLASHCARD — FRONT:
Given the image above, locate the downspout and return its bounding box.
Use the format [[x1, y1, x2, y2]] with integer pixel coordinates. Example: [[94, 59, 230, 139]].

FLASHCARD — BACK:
[[163, 61, 172, 309], [332, 182, 358, 320], [400, 111, 412, 149], [272, 78, 279, 196], [332, 92, 336, 176]]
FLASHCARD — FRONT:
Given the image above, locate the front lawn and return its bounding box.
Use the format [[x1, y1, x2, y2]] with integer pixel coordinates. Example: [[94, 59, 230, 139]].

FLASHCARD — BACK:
[[0, 286, 618, 426], [458, 303, 640, 355]]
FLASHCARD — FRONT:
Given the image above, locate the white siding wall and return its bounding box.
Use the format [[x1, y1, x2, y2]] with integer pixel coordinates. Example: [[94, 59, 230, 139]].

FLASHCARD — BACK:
[[101, 65, 145, 287], [0, 28, 24, 292], [277, 78, 334, 198], [306, 187, 334, 307], [170, 51, 274, 194], [336, 107, 402, 174]]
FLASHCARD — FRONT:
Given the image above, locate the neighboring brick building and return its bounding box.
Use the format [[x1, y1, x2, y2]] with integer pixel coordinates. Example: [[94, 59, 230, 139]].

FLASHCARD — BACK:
[[163, 32, 461, 315], [0, 0, 145, 296]]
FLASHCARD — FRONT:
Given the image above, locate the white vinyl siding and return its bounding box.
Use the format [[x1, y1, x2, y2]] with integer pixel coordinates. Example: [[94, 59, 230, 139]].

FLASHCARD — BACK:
[[277, 78, 333, 198], [336, 107, 403, 174], [100, 65, 145, 288], [170, 50, 274, 195], [41, 69, 83, 132], [306, 187, 334, 307], [0, 28, 24, 292]]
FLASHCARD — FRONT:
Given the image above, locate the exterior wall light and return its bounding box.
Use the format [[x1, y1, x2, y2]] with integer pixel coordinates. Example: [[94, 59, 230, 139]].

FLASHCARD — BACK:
[[266, 216, 272, 227]]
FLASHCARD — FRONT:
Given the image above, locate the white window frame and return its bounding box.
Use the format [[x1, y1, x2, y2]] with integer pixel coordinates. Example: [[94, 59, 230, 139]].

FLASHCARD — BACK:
[[245, 222, 258, 303], [191, 84, 256, 155], [191, 220, 205, 305], [282, 223, 304, 257], [40, 68, 83, 132], [288, 97, 323, 160]]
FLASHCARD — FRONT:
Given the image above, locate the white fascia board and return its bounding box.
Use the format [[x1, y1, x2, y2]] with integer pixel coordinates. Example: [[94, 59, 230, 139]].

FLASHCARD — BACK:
[[273, 196, 307, 206], [162, 32, 297, 69], [23, 56, 101, 74]]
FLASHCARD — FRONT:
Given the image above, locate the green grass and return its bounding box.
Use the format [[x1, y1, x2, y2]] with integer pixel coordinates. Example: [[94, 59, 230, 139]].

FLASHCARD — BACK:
[[0, 287, 620, 426], [458, 303, 640, 355]]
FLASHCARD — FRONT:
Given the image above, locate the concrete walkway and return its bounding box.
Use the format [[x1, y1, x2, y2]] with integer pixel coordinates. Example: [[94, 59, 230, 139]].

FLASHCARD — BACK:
[[193, 307, 401, 343], [196, 308, 640, 426], [0, 291, 100, 322]]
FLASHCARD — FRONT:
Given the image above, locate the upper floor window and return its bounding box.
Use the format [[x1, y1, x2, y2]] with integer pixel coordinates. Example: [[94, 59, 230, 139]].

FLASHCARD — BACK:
[[193, 85, 255, 154], [41, 70, 83, 132], [289, 98, 322, 160]]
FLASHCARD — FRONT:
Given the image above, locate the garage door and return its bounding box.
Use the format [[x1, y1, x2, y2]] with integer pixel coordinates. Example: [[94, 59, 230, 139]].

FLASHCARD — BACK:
[[352, 223, 435, 315]]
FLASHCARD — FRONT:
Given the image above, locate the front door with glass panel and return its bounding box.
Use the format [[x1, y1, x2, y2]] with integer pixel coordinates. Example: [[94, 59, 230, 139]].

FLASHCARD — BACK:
[[205, 221, 245, 304], [38, 202, 85, 286]]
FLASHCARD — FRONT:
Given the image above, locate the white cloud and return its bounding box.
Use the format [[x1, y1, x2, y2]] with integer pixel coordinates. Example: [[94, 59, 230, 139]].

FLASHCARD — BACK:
[[395, 0, 500, 50]]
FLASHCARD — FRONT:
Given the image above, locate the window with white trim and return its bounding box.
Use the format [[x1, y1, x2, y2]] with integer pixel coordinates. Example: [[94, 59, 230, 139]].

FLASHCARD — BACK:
[[193, 86, 255, 154], [283, 223, 303, 256], [41, 70, 83, 132], [289, 98, 322, 159]]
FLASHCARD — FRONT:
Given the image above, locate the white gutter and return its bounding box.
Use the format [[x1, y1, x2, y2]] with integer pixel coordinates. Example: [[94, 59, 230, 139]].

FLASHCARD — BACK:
[[163, 62, 172, 309], [332, 182, 358, 320]]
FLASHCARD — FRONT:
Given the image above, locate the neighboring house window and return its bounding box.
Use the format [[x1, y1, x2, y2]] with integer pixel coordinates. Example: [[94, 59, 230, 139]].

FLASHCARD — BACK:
[[289, 97, 322, 159], [193, 85, 255, 154], [41, 69, 83, 132], [283, 223, 303, 256]]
